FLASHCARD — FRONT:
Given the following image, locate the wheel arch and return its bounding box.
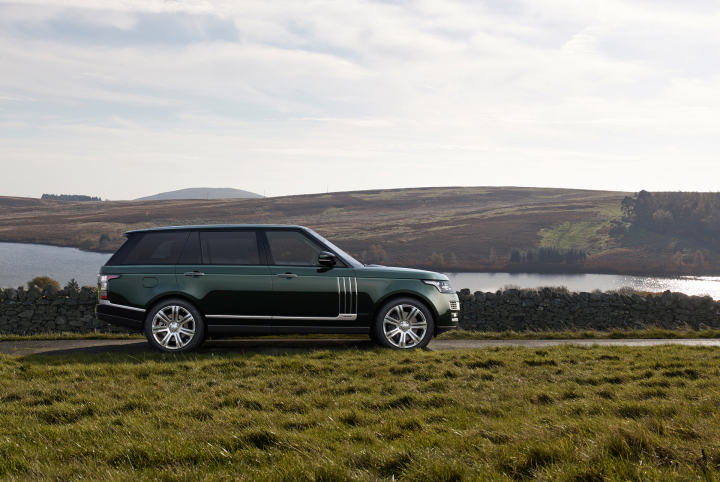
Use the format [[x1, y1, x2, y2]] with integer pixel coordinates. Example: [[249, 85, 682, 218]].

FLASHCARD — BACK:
[[371, 291, 440, 336], [144, 294, 206, 324]]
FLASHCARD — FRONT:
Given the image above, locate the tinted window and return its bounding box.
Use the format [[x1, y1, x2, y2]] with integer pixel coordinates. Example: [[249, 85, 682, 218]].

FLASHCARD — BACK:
[[200, 231, 260, 265], [121, 232, 190, 265], [178, 232, 201, 264], [266, 231, 322, 266], [105, 234, 140, 266]]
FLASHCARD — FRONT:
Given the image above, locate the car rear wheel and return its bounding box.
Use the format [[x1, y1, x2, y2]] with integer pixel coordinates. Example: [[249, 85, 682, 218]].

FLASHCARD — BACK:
[[145, 299, 205, 352], [373, 297, 434, 349]]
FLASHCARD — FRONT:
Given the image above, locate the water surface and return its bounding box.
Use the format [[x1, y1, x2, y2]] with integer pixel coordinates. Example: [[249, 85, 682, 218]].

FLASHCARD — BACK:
[[0, 243, 111, 288], [443, 272, 720, 299]]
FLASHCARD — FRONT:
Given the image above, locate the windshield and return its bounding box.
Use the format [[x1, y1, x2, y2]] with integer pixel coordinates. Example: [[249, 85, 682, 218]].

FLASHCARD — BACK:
[[305, 229, 364, 268]]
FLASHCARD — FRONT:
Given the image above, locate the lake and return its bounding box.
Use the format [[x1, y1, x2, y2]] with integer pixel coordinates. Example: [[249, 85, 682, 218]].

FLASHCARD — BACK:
[[1, 242, 719, 299], [442, 272, 720, 299], [0, 242, 111, 288]]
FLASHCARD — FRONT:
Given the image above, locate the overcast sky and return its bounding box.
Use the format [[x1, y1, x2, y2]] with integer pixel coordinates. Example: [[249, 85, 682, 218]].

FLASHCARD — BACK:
[[1, 0, 719, 200]]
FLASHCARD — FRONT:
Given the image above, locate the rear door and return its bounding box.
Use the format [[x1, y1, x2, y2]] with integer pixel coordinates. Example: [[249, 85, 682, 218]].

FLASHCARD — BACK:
[[263, 229, 356, 333], [107, 231, 188, 309], [176, 230, 273, 334]]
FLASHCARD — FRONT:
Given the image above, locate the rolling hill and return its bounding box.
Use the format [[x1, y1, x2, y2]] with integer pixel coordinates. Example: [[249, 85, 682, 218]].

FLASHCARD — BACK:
[[134, 187, 263, 201], [0, 186, 717, 276]]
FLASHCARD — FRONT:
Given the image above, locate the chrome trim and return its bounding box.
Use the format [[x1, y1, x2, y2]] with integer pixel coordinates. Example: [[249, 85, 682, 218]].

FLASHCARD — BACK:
[[277, 273, 297, 278], [206, 314, 272, 320], [184, 272, 204, 276], [206, 314, 356, 321], [336, 276, 358, 316], [98, 299, 146, 312], [273, 314, 357, 321]]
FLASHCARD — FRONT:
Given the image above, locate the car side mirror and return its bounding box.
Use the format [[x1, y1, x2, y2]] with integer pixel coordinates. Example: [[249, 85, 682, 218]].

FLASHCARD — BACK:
[[318, 251, 337, 267]]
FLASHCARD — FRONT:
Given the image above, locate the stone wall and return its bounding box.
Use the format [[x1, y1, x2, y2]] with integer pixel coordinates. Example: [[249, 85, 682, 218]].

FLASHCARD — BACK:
[[457, 288, 720, 332], [0, 285, 127, 335], [2, 284, 719, 335]]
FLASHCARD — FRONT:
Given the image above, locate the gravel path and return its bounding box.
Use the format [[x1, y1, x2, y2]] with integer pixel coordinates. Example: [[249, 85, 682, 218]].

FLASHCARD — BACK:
[[0, 337, 718, 356]]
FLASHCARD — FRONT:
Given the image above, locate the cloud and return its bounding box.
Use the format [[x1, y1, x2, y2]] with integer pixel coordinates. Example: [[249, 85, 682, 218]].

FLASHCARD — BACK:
[[1, 0, 719, 198]]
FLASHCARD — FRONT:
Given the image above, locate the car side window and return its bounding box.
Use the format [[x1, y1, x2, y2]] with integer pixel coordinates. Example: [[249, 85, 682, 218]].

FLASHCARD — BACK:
[[266, 231, 323, 266], [200, 231, 260, 265], [120, 232, 190, 265]]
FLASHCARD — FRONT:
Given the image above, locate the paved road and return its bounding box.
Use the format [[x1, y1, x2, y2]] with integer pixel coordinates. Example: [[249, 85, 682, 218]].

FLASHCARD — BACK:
[[0, 337, 718, 356]]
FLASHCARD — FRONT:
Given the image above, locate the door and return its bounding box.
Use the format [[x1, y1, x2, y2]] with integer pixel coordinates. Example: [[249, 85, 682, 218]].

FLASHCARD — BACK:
[[264, 230, 357, 332], [176, 230, 273, 334]]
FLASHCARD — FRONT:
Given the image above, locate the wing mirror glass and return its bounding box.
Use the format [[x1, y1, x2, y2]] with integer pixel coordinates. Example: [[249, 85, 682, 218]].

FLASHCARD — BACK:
[[318, 251, 337, 267]]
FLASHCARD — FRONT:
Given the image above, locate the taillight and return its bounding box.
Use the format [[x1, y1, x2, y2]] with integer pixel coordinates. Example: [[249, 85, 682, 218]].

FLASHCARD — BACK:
[[98, 274, 122, 300]]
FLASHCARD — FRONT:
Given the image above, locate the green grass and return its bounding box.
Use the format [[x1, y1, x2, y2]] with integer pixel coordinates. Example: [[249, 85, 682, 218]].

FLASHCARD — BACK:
[[3, 328, 718, 343], [539, 219, 613, 252], [1, 346, 720, 480], [438, 328, 720, 340]]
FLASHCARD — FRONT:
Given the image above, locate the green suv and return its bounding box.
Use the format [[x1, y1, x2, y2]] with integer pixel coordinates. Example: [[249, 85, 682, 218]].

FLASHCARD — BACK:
[[96, 225, 459, 351]]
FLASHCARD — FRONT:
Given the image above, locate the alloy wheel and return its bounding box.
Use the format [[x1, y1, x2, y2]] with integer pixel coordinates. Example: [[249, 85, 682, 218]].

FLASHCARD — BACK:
[[382, 304, 428, 348], [151, 305, 196, 350]]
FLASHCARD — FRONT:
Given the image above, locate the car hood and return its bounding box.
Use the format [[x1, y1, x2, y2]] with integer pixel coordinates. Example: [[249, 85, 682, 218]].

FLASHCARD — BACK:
[[353, 265, 448, 281]]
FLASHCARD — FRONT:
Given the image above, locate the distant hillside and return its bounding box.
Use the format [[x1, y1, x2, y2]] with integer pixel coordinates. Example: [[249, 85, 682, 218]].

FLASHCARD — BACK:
[[135, 188, 263, 201], [2, 186, 719, 276]]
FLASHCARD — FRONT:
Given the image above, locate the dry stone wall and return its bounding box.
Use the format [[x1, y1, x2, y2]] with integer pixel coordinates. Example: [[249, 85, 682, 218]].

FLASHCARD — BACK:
[[0, 285, 128, 335], [456, 288, 720, 332], [1, 284, 719, 335]]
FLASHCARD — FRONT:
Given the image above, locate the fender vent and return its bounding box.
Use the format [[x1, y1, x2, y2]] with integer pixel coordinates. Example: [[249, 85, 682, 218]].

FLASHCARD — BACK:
[[449, 301, 460, 311]]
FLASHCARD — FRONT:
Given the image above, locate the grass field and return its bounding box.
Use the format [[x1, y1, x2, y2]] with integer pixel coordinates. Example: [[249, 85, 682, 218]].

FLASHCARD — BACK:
[[2, 345, 719, 480], [2, 328, 720, 342]]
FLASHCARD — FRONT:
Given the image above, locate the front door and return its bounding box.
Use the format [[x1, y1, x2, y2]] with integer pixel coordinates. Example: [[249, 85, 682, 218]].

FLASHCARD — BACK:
[[176, 230, 272, 334], [264, 230, 356, 332]]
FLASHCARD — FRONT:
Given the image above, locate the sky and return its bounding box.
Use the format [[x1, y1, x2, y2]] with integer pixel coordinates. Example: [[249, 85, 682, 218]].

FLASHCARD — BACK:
[[1, 0, 719, 200]]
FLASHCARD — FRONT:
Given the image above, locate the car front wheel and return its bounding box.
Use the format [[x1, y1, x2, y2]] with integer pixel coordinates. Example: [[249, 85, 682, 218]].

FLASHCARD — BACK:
[[373, 297, 434, 349], [145, 299, 205, 352]]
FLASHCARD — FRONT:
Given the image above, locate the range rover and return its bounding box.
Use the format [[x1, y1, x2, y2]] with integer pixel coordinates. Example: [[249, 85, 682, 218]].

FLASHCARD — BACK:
[[95, 225, 459, 351]]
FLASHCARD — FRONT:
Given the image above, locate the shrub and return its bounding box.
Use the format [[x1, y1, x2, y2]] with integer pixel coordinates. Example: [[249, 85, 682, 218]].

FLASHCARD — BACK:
[[78, 238, 96, 249], [27, 276, 61, 290], [98, 233, 112, 248]]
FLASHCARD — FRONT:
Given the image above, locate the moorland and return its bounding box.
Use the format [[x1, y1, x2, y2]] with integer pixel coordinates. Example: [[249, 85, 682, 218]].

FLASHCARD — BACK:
[[1, 345, 718, 480], [1, 186, 718, 276]]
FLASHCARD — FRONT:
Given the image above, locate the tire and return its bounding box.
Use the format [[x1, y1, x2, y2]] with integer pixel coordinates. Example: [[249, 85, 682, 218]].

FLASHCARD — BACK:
[[145, 298, 205, 353], [372, 297, 434, 349]]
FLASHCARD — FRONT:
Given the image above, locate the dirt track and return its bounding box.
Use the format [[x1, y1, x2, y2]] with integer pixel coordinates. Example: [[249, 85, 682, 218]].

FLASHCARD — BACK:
[[1, 338, 718, 356]]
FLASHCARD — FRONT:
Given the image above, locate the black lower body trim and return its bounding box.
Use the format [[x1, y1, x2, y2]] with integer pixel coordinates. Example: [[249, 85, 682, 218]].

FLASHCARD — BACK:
[[272, 326, 356, 335], [207, 325, 272, 336], [436, 325, 458, 334], [96, 313, 143, 332]]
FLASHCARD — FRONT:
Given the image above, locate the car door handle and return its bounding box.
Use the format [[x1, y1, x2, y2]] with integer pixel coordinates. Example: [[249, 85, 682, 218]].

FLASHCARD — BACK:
[[184, 272, 205, 277], [277, 273, 297, 278]]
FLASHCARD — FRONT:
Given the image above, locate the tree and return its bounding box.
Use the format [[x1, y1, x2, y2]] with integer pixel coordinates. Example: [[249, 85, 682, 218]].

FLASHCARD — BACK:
[[509, 249, 521, 263], [620, 196, 635, 218]]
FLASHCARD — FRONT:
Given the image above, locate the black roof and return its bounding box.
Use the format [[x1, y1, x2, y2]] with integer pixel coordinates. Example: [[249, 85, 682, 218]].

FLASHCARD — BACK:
[[123, 224, 307, 237]]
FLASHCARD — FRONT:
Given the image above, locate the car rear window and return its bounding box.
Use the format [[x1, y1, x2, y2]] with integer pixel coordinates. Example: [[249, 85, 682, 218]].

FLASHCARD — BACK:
[[115, 231, 190, 265], [200, 231, 260, 265]]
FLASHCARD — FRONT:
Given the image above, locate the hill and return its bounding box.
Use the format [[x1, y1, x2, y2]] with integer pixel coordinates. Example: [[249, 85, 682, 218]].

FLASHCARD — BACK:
[[134, 187, 263, 201], [0, 186, 718, 276]]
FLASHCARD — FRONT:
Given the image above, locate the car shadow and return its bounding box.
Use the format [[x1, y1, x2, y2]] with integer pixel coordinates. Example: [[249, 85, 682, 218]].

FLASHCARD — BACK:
[[13, 338, 378, 358]]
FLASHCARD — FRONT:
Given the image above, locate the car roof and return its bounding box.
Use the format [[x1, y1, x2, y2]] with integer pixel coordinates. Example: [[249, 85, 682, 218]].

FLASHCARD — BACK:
[[122, 224, 308, 237]]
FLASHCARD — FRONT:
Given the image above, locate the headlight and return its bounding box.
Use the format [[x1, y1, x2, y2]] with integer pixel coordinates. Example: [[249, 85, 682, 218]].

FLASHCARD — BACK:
[[422, 279, 454, 293]]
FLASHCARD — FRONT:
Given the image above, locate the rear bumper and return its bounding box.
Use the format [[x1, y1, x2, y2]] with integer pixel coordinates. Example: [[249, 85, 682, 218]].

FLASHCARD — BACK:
[[95, 303, 144, 332]]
